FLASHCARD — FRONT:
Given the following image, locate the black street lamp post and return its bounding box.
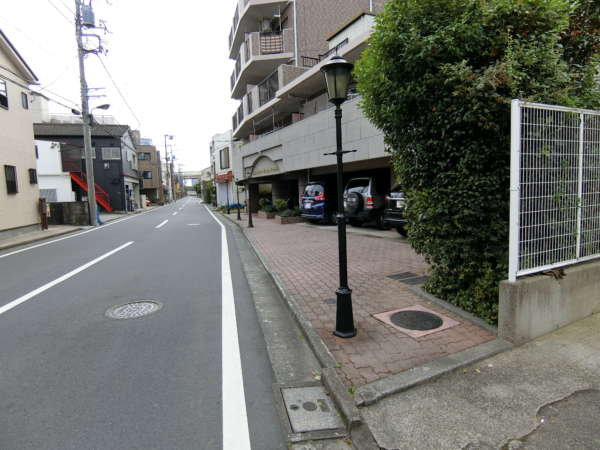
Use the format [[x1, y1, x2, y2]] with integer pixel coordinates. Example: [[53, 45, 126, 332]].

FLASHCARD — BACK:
[[236, 181, 242, 221], [246, 182, 254, 228], [321, 56, 357, 338]]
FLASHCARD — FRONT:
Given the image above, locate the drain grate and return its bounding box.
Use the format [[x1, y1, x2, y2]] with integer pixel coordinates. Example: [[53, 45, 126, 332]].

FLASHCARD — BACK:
[[386, 271, 418, 280], [390, 310, 443, 331], [401, 275, 430, 285], [106, 301, 162, 320], [281, 385, 344, 434], [322, 298, 337, 305]]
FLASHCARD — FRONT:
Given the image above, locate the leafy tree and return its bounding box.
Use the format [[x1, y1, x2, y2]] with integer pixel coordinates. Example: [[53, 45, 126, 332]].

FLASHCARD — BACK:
[[355, 0, 600, 323]]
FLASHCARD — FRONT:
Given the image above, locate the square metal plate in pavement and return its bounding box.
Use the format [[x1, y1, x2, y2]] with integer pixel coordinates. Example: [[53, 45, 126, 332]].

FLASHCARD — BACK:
[[281, 386, 344, 433]]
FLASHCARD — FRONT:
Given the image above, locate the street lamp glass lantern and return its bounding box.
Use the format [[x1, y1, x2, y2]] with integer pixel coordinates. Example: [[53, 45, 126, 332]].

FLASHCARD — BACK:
[[321, 56, 354, 104]]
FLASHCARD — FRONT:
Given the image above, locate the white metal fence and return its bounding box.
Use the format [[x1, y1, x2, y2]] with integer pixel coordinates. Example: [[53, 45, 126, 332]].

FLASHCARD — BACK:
[[509, 100, 600, 281]]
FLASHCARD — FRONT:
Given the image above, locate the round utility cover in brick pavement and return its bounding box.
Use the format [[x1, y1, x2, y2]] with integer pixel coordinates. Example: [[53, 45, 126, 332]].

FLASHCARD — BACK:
[[106, 301, 162, 319], [390, 310, 443, 331]]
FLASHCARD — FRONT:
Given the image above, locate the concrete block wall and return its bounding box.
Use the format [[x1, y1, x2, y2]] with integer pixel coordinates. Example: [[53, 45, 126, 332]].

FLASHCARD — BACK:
[[499, 260, 600, 345]]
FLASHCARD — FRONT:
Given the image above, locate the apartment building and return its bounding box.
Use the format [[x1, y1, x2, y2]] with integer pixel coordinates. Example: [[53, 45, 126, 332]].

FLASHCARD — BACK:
[[228, 0, 391, 210], [134, 136, 164, 204], [0, 29, 40, 238]]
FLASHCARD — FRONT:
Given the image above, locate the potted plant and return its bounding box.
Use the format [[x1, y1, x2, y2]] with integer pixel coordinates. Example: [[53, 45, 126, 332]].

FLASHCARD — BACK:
[[277, 207, 305, 224], [257, 198, 277, 219]]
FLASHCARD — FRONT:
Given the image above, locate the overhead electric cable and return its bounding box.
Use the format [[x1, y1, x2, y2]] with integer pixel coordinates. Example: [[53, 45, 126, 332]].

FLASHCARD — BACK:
[[45, 0, 75, 24], [96, 55, 142, 128]]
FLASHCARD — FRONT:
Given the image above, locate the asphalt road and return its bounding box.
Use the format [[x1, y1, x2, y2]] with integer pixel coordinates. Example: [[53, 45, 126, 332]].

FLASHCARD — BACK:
[[0, 198, 286, 450]]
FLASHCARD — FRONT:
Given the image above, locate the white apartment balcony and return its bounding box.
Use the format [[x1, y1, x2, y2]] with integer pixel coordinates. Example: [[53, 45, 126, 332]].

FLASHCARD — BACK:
[[228, 0, 290, 59], [230, 28, 294, 99]]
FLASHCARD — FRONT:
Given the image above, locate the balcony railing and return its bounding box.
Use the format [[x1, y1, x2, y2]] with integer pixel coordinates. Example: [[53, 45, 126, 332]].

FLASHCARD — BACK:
[[301, 56, 320, 68], [232, 112, 238, 131], [260, 31, 283, 54], [246, 92, 254, 115], [320, 38, 349, 60], [237, 103, 244, 126], [235, 56, 241, 77], [258, 70, 279, 107], [230, 70, 236, 91]]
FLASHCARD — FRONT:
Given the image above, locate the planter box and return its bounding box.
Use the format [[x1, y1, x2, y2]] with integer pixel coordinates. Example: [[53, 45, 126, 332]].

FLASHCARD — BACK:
[[277, 216, 306, 225], [258, 211, 276, 219]]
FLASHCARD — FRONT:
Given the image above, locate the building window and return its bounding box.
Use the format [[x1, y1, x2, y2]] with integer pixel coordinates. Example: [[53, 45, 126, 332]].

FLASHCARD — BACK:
[[0, 80, 8, 109], [220, 147, 230, 169], [102, 147, 121, 160], [4, 165, 17, 194], [28, 168, 37, 184], [21, 92, 28, 109], [35, 145, 39, 159], [138, 152, 152, 161], [143, 171, 152, 179], [104, 162, 110, 169]]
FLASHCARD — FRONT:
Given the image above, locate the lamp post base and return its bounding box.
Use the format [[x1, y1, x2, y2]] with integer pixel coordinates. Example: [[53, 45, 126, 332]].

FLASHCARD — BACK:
[[333, 287, 357, 338]]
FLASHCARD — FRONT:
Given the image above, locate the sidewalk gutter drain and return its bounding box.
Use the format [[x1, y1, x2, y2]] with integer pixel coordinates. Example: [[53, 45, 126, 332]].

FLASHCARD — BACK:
[[280, 385, 345, 434], [373, 304, 460, 338], [106, 301, 162, 320]]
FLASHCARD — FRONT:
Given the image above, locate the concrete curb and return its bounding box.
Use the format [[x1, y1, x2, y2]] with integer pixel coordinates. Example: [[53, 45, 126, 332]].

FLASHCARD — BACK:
[[355, 338, 513, 407], [0, 227, 84, 252]]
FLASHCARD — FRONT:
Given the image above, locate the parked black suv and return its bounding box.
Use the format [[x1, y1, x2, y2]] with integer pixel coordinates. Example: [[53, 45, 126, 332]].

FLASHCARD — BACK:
[[383, 185, 407, 236], [343, 177, 387, 228]]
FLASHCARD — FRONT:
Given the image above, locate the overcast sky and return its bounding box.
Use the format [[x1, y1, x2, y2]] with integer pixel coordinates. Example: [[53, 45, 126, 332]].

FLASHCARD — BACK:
[[0, 0, 238, 172]]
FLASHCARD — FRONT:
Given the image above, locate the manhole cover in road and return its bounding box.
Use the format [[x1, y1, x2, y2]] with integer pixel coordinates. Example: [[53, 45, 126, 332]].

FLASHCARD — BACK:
[[106, 301, 162, 319], [390, 310, 443, 331]]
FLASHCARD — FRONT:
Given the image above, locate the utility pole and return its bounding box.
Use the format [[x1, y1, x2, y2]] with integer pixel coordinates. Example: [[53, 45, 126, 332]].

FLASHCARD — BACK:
[[164, 134, 174, 202], [75, 0, 97, 226]]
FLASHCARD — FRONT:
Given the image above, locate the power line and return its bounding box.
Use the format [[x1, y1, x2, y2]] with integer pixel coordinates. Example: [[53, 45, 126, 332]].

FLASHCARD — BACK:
[[46, 0, 75, 24], [96, 55, 142, 128], [37, 56, 79, 91], [56, 0, 75, 15], [32, 86, 81, 110]]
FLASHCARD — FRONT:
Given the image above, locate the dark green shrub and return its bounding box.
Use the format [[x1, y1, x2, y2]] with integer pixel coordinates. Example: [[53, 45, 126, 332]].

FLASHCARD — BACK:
[[273, 199, 288, 212], [355, 0, 600, 324]]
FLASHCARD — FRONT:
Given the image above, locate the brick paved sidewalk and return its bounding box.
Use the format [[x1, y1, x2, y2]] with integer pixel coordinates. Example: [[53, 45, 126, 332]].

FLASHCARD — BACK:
[[239, 214, 495, 387]]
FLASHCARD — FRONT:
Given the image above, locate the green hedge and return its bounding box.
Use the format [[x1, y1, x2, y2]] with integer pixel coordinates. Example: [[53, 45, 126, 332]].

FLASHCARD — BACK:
[[355, 0, 600, 324]]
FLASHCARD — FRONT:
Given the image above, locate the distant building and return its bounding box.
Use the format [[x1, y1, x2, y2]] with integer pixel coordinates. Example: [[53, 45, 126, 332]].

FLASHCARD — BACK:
[[132, 134, 164, 204], [35, 140, 76, 203], [34, 123, 141, 212], [209, 130, 234, 207], [0, 29, 40, 238]]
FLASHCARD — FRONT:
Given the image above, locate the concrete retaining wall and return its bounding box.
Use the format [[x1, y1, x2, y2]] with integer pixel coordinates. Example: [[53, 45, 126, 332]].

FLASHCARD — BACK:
[[499, 260, 600, 345], [49, 202, 90, 226]]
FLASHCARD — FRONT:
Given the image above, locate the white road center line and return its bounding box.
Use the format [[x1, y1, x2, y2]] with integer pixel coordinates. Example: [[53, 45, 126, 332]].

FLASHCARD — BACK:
[[205, 206, 251, 450], [0, 207, 161, 260], [172, 212, 178, 216], [155, 220, 169, 229], [0, 241, 134, 317]]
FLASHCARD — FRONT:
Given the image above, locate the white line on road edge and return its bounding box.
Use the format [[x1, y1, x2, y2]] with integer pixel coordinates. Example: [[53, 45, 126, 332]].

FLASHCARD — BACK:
[[0, 207, 161, 260], [0, 241, 134, 317], [205, 205, 251, 450], [155, 220, 169, 229]]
